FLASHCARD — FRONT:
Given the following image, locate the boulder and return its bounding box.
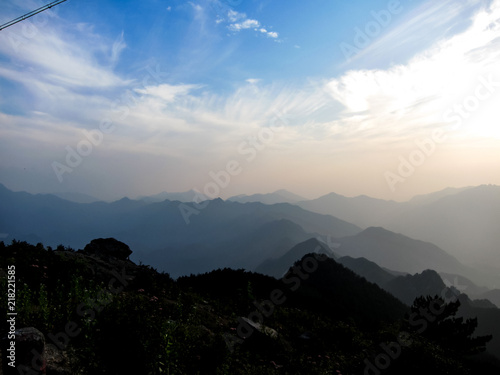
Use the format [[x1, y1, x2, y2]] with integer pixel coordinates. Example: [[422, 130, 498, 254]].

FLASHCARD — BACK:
[[2, 327, 46, 374], [82, 238, 132, 260]]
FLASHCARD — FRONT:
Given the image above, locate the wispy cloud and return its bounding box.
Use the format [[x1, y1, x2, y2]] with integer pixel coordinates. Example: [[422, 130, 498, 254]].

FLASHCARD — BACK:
[[110, 31, 127, 67], [0, 25, 129, 89]]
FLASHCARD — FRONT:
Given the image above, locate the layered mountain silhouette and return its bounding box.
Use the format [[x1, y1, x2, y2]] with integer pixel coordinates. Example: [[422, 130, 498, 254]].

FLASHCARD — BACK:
[[0, 184, 359, 277], [1, 183, 496, 290], [296, 185, 500, 287]]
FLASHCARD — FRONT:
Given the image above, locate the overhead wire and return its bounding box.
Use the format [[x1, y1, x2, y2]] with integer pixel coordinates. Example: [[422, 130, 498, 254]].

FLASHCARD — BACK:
[[0, 0, 68, 32]]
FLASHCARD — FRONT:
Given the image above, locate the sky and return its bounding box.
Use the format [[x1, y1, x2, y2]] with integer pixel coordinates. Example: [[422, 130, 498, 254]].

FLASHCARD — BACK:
[[0, 0, 499, 201]]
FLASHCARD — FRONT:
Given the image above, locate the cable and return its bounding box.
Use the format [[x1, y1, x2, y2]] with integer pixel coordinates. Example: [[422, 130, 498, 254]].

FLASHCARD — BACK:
[[0, 0, 68, 32]]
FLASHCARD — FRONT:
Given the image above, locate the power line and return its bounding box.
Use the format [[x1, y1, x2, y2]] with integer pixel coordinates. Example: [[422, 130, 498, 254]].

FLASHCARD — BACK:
[[0, 0, 68, 32]]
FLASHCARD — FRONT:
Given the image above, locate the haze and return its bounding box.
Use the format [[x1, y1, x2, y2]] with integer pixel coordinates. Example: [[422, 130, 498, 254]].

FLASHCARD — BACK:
[[1, 0, 499, 202]]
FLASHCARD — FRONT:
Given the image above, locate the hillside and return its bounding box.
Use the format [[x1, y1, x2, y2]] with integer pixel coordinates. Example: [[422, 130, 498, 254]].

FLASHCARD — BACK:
[[337, 256, 397, 287], [335, 227, 466, 275], [255, 238, 335, 278], [1, 240, 498, 374]]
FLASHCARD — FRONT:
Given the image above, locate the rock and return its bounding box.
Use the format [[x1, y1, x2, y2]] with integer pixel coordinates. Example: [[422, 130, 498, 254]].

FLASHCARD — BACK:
[[2, 327, 46, 374], [44, 344, 72, 375], [240, 317, 278, 339], [82, 238, 132, 260]]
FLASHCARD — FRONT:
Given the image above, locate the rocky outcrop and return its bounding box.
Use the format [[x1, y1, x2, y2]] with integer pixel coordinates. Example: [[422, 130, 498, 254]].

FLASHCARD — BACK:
[[81, 238, 132, 260]]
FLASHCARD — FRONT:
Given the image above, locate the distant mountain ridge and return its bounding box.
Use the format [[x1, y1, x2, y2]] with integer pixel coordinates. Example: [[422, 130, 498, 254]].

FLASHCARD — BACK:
[[136, 190, 198, 203], [295, 185, 500, 288], [0, 184, 360, 278], [52, 191, 102, 204], [255, 238, 336, 278], [335, 227, 466, 275], [1, 183, 496, 288], [228, 189, 306, 204]]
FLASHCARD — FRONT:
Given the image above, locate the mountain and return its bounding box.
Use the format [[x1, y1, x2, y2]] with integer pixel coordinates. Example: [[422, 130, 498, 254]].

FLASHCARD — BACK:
[[386, 185, 500, 268], [144, 219, 317, 278], [255, 238, 336, 278], [478, 290, 500, 308], [9, 240, 497, 374], [296, 192, 401, 228], [457, 294, 500, 360], [335, 227, 466, 275], [0, 184, 360, 278], [337, 256, 397, 287], [288, 254, 408, 328], [379, 269, 500, 359], [296, 185, 500, 288], [384, 269, 447, 305], [439, 272, 490, 296], [228, 189, 306, 205], [408, 186, 473, 205], [136, 190, 198, 203], [129, 199, 361, 277], [52, 191, 102, 203]]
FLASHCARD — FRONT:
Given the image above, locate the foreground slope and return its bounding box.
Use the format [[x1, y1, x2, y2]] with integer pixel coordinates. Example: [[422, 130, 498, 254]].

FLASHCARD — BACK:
[[1, 239, 498, 374]]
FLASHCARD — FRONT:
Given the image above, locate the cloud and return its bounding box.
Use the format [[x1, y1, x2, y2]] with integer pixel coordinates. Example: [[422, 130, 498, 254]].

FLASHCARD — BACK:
[[110, 31, 127, 67], [344, 0, 488, 66], [1, 0, 499, 200], [0, 22, 129, 89], [221, 7, 280, 39], [246, 78, 260, 84], [135, 83, 201, 102], [326, 0, 500, 141], [227, 9, 245, 22], [258, 28, 278, 38], [228, 18, 260, 31]]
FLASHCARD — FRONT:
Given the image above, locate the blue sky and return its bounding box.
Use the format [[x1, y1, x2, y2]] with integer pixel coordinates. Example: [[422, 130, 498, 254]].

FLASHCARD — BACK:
[[0, 0, 499, 201]]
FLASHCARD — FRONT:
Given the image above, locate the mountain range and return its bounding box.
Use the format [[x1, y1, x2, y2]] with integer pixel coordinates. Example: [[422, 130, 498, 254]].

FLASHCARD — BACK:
[[1, 183, 497, 289], [296, 185, 500, 277], [2, 181, 500, 366]]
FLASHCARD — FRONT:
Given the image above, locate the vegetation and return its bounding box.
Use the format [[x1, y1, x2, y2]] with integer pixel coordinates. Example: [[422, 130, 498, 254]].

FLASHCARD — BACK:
[[0, 240, 497, 374]]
